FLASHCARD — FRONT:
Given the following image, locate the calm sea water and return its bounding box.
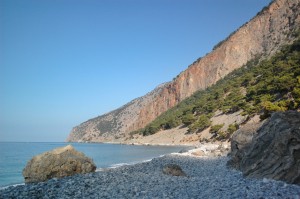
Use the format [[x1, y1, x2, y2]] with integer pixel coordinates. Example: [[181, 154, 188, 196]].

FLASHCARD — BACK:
[[0, 142, 185, 188]]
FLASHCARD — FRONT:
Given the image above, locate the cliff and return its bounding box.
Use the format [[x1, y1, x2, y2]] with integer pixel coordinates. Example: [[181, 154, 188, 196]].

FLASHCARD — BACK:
[[67, 0, 300, 142]]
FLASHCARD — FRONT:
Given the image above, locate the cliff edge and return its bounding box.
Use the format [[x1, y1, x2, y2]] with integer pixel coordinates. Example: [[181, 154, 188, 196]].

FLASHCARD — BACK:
[[67, 0, 300, 143]]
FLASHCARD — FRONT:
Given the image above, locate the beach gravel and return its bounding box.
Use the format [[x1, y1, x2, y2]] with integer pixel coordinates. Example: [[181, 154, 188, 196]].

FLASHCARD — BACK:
[[0, 154, 299, 199]]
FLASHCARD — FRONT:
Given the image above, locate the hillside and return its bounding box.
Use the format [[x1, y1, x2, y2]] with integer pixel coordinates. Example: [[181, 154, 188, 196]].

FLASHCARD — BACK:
[[67, 0, 300, 143], [129, 36, 300, 144]]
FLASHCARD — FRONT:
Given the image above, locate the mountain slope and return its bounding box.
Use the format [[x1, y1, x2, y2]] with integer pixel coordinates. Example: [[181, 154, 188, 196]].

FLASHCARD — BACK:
[[67, 0, 300, 143], [136, 36, 300, 140]]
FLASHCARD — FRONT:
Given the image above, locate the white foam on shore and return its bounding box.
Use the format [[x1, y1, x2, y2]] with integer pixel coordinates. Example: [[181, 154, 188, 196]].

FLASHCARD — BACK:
[[96, 159, 153, 171], [0, 183, 25, 190], [96, 155, 168, 172], [109, 163, 130, 168]]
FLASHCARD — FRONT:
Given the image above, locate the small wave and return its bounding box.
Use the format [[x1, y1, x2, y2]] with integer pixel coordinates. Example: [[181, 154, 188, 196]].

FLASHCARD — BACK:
[[95, 163, 131, 171], [0, 183, 25, 190], [110, 163, 130, 168], [96, 157, 156, 172]]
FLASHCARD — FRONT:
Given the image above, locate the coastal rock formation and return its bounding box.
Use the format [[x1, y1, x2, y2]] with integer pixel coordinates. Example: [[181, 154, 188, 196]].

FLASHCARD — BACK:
[[162, 164, 186, 177], [228, 111, 300, 185], [23, 145, 96, 183], [67, 0, 300, 143], [227, 119, 263, 169]]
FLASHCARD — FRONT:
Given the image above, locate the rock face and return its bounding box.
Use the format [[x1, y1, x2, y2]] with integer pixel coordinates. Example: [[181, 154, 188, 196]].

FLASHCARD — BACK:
[[162, 164, 186, 177], [67, 0, 300, 143], [227, 120, 263, 168], [23, 145, 96, 183], [228, 111, 300, 185]]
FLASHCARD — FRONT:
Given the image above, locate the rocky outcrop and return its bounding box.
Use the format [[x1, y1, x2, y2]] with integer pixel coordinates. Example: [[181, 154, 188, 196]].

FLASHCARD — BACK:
[[67, 0, 300, 143], [227, 119, 263, 168], [228, 111, 300, 185], [23, 145, 96, 183]]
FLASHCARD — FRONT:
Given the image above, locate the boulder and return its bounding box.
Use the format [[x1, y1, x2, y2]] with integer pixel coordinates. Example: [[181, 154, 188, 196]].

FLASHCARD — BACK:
[[163, 164, 186, 176], [228, 111, 300, 185], [227, 122, 263, 169], [23, 145, 96, 183]]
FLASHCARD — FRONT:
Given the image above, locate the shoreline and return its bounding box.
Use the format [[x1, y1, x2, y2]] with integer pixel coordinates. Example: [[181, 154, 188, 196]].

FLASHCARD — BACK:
[[0, 143, 190, 189], [0, 156, 164, 190], [1, 143, 299, 198], [0, 183, 25, 191], [1, 152, 299, 198], [69, 140, 198, 147], [0, 151, 177, 190], [0, 142, 226, 189]]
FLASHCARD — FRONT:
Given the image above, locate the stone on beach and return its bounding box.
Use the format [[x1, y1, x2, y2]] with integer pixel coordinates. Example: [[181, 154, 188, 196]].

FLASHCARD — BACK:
[[228, 111, 300, 185], [191, 150, 205, 156], [23, 145, 96, 183], [162, 164, 186, 176]]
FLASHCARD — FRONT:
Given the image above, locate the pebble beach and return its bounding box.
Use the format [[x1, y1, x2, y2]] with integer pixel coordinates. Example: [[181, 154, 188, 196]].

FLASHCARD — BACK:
[[1, 153, 299, 199]]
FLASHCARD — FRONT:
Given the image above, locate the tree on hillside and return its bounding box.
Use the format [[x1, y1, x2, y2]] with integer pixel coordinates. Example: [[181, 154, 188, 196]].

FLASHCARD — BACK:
[[188, 114, 211, 133], [182, 113, 196, 126]]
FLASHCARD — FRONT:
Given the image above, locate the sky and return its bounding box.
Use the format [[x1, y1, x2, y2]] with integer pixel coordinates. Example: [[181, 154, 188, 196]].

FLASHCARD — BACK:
[[0, 0, 271, 142]]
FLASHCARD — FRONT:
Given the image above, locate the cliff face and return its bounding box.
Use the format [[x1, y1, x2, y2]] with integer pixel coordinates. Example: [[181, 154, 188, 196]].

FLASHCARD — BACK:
[[67, 0, 300, 142]]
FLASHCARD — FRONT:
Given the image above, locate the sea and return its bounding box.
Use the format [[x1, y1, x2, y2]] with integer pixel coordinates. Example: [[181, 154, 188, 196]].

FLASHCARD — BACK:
[[0, 142, 185, 188]]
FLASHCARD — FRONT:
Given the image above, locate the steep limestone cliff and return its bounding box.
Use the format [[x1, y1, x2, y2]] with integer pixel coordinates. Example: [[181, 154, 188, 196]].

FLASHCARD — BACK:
[[67, 0, 300, 142]]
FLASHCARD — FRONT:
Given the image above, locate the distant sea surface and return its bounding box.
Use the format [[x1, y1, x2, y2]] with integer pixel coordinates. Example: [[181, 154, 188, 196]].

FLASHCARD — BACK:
[[0, 142, 185, 188]]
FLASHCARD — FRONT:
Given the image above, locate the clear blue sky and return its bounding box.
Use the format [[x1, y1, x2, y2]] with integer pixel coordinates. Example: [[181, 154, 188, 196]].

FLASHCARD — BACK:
[[0, 0, 271, 142]]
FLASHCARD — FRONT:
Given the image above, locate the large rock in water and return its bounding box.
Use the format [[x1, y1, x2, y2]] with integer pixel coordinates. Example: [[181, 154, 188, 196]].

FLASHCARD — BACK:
[[23, 145, 96, 183], [228, 111, 300, 185]]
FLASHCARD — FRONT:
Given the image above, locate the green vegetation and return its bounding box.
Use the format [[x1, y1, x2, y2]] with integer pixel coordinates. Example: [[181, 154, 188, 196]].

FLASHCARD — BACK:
[[182, 113, 196, 126], [210, 124, 225, 140], [209, 123, 239, 141], [188, 114, 211, 134], [210, 124, 224, 135], [137, 38, 300, 137], [227, 123, 239, 135]]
